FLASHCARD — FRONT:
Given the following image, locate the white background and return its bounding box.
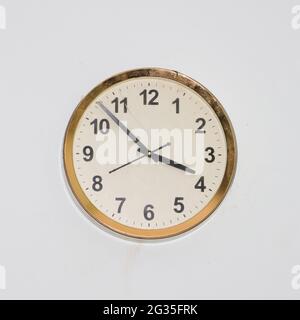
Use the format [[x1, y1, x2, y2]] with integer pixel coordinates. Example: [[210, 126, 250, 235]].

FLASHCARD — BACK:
[[0, 0, 300, 299]]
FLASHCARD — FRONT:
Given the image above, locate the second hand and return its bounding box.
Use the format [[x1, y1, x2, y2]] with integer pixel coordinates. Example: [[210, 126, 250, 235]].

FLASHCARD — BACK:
[[109, 142, 171, 174]]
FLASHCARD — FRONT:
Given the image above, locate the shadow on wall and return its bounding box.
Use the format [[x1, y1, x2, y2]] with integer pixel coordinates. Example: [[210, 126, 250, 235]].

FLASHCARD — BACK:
[[0, 5, 6, 30], [0, 264, 6, 290]]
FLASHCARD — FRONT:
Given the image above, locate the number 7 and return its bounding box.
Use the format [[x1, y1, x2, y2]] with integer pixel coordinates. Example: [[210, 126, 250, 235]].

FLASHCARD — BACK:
[[115, 197, 126, 213]]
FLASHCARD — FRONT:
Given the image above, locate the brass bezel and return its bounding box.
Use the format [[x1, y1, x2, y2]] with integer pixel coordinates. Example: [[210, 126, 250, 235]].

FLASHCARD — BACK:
[[63, 68, 237, 239]]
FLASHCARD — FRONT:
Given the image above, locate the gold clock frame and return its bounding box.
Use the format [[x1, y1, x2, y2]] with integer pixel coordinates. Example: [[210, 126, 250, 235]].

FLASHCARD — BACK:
[[63, 68, 237, 239]]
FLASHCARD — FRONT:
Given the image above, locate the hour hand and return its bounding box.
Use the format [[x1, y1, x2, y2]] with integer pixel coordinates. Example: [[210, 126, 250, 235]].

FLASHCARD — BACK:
[[138, 148, 196, 174]]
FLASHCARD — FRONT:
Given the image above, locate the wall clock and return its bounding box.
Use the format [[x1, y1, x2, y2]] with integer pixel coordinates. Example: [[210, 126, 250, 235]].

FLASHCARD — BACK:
[[63, 68, 237, 239]]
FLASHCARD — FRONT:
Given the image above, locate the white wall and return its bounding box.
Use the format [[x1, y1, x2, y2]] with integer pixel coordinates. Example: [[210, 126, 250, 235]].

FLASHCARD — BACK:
[[0, 0, 299, 299]]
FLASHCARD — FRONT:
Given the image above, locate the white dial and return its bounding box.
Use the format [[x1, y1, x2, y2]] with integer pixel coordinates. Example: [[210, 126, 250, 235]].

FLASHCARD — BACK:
[[64, 68, 236, 239]]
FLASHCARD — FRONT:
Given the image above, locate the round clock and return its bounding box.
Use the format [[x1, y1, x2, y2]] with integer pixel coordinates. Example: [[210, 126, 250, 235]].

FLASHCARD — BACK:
[[63, 68, 237, 239]]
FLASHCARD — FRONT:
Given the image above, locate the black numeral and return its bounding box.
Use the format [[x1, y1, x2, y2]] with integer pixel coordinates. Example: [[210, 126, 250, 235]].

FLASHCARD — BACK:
[[172, 98, 180, 114], [92, 176, 103, 191], [205, 147, 215, 163], [140, 89, 159, 105], [144, 204, 154, 221], [195, 118, 206, 133], [111, 97, 127, 113], [90, 119, 110, 134], [83, 146, 94, 161], [174, 197, 184, 213], [115, 197, 126, 213], [195, 176, 206, 192]]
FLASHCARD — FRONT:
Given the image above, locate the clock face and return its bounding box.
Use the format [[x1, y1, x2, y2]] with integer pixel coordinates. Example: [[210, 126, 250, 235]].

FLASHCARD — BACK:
[[64, 68, 236, 239]]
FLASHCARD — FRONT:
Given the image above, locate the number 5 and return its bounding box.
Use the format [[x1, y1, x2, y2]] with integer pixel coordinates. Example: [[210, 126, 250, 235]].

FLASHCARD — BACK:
[[174, 197, 184, 213]]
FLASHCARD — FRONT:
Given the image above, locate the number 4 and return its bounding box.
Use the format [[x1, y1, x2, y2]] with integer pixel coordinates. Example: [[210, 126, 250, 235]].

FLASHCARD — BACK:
[[195, 176, 206, 192]]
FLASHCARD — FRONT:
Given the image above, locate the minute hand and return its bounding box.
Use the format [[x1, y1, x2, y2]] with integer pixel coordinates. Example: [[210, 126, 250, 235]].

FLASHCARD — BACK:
[[138, 148, 196, 174], [97, 101, 149, 154]]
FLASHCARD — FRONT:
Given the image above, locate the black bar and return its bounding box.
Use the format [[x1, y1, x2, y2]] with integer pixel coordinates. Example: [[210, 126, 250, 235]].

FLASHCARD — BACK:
[[0, 300, 299, 319]]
